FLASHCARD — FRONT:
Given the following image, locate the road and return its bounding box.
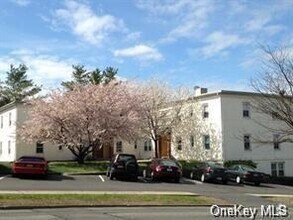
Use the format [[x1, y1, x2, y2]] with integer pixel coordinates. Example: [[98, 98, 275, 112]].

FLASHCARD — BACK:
[[0, 174, 292, 206], [1, 206, 293, 220]]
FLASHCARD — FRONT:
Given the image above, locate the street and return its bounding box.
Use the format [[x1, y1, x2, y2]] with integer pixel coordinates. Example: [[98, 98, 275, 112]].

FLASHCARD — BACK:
[[0, 206, 292, 220], [0, 174, 292, 206]]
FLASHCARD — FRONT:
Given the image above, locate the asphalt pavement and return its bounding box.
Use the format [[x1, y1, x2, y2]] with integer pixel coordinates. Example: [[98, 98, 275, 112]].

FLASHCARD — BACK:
[[0, 174, 292, 207], [0, 206, 293, 220]]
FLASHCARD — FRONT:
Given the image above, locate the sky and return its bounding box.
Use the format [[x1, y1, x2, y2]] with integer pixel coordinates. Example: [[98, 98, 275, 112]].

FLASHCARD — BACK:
[[0, 0, 292, 92]]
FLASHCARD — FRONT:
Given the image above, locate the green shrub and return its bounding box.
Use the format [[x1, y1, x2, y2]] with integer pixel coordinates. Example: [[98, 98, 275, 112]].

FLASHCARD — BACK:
[[224, 160, 257, 168], [0, 162, 11, 174]]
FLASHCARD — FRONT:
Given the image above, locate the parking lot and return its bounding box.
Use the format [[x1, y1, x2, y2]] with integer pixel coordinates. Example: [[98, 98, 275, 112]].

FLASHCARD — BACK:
[[0, 173, 292, 206]]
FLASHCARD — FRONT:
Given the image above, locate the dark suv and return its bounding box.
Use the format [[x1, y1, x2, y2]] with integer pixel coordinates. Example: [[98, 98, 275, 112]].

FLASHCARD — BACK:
[[106, 154, 139, 180]]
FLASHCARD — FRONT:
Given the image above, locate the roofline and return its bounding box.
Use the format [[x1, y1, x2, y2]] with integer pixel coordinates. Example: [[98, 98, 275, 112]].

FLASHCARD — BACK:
[[194, 90, 264, 99], [0, 101, 21, 113]]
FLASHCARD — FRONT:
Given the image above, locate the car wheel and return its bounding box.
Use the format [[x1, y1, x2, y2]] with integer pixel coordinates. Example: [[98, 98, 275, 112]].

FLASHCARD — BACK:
[[254, 182, 260, 186], [201, 174, 205, 182], [150, 171, 156, 181], [190, 172, 194, 180], [236, 176, 241, 184]]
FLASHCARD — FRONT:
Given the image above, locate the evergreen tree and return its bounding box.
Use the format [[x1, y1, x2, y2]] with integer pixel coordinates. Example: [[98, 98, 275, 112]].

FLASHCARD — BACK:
[[62, 65, 118, 90], [0, 64, 41, 107]]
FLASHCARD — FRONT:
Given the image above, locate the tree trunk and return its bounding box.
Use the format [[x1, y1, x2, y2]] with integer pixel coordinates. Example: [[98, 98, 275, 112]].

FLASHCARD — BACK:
[[77, 156, 85, 164], [154, 138, 159, 158]]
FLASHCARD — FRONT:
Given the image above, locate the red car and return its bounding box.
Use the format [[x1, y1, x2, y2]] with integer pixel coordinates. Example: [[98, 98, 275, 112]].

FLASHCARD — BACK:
[[144, 159, 182, 183], [11, 156, 48, 177]]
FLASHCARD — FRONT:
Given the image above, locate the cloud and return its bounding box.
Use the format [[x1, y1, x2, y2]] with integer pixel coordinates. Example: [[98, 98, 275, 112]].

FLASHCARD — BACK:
[[51, 0, 125, 45], [197, 31, 248, 58], [0, 50, 73, 89], [137, 0, 215, 43], [114, 44, 163, 61], [10, 0, 31, 6]]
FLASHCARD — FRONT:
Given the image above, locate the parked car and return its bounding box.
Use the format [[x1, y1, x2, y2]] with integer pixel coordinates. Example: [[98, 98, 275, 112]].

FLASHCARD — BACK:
[[190, 161, 228, 184], [143, 158, 182, 183], [106, 154, 139, 180], [11, 156, 48, 177], [226, 164, 266, 186]]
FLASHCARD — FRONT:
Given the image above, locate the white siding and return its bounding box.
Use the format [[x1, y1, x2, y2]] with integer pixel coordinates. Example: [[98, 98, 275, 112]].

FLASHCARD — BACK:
[[221, 94, 293, 176], [0, 106, 17, 162]]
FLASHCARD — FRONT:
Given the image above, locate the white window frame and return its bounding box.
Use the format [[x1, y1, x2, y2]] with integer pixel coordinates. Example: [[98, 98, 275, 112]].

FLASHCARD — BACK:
[[273, 134, 280, 150], [116, 141, 123, 153], [271, 162, 285, 177], [243, 102, 250, 118], [203, 135, 210, 150], [244, 134, 251, 150], [202, 104, 209, 119], [36, 142, 44, 154]]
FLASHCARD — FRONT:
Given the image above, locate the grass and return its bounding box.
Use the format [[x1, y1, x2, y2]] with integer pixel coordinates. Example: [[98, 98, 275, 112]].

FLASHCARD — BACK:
[[266, 197, 293, 207], [48, 161, 109, 174], [0, 194, 222, 207]]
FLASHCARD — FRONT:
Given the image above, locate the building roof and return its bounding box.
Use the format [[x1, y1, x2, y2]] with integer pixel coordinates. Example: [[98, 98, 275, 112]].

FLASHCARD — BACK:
[[0, 101, 19, 113]]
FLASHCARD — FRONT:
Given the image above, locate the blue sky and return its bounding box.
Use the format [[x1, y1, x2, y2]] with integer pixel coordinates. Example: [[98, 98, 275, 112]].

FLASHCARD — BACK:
[[0, 0, 292, 92]]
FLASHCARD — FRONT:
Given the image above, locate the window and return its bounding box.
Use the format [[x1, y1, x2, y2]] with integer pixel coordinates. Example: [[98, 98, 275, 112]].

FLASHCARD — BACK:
[[0, 142, 2, 156], [243, 102, 250, 118], [58, 145, 63, 151], [144, 140, 152, 151], [116, 141, 122, 153], [177, 137, 182, 151], [36, 142, 44, 154], [144, 140, 148, 151], [203, 135, 210, 150], [273, 134, 280, 150], [244, 135, 251, 150], [0, 116, 2, 128], [8, 140, 11, 154], [134, 141, 137, 149], [9, 113, 12, 126], [148, 140, 152, 151], [190, 135, 194, 147], [202, 104, 209, 119], [271, 162, 285, 177]]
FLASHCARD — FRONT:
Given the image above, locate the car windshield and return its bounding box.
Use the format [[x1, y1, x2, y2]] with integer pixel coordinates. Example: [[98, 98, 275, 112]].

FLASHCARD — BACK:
[[117, 155, 136, 162], [241, 165, 256, 172], [18, 157, 45, 162], [159, 160, 178, 166], [208, 162, 224, 168]]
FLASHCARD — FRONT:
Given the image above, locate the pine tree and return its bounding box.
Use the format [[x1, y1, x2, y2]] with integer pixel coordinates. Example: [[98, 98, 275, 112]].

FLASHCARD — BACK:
[[0, 64, 41, 107], [61, 65, 118, 90]]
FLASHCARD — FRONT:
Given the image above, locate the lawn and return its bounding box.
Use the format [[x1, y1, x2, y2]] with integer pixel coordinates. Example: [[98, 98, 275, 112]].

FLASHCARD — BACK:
[[48, 161, 109, 174], [266, 196, 293, 207], [0, 194, 223, 207]]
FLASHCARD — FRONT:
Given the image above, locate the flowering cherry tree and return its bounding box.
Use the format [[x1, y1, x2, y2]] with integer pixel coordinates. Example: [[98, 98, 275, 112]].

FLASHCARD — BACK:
[[20, 82, 141, 164]]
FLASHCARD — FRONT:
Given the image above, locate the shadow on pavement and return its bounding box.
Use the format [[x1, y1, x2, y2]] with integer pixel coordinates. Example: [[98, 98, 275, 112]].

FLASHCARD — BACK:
[[13, 174, 75, 181]]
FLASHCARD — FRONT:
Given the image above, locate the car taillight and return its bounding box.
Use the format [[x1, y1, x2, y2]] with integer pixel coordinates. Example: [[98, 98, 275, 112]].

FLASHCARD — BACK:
[[156, 166, 163, 172]]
